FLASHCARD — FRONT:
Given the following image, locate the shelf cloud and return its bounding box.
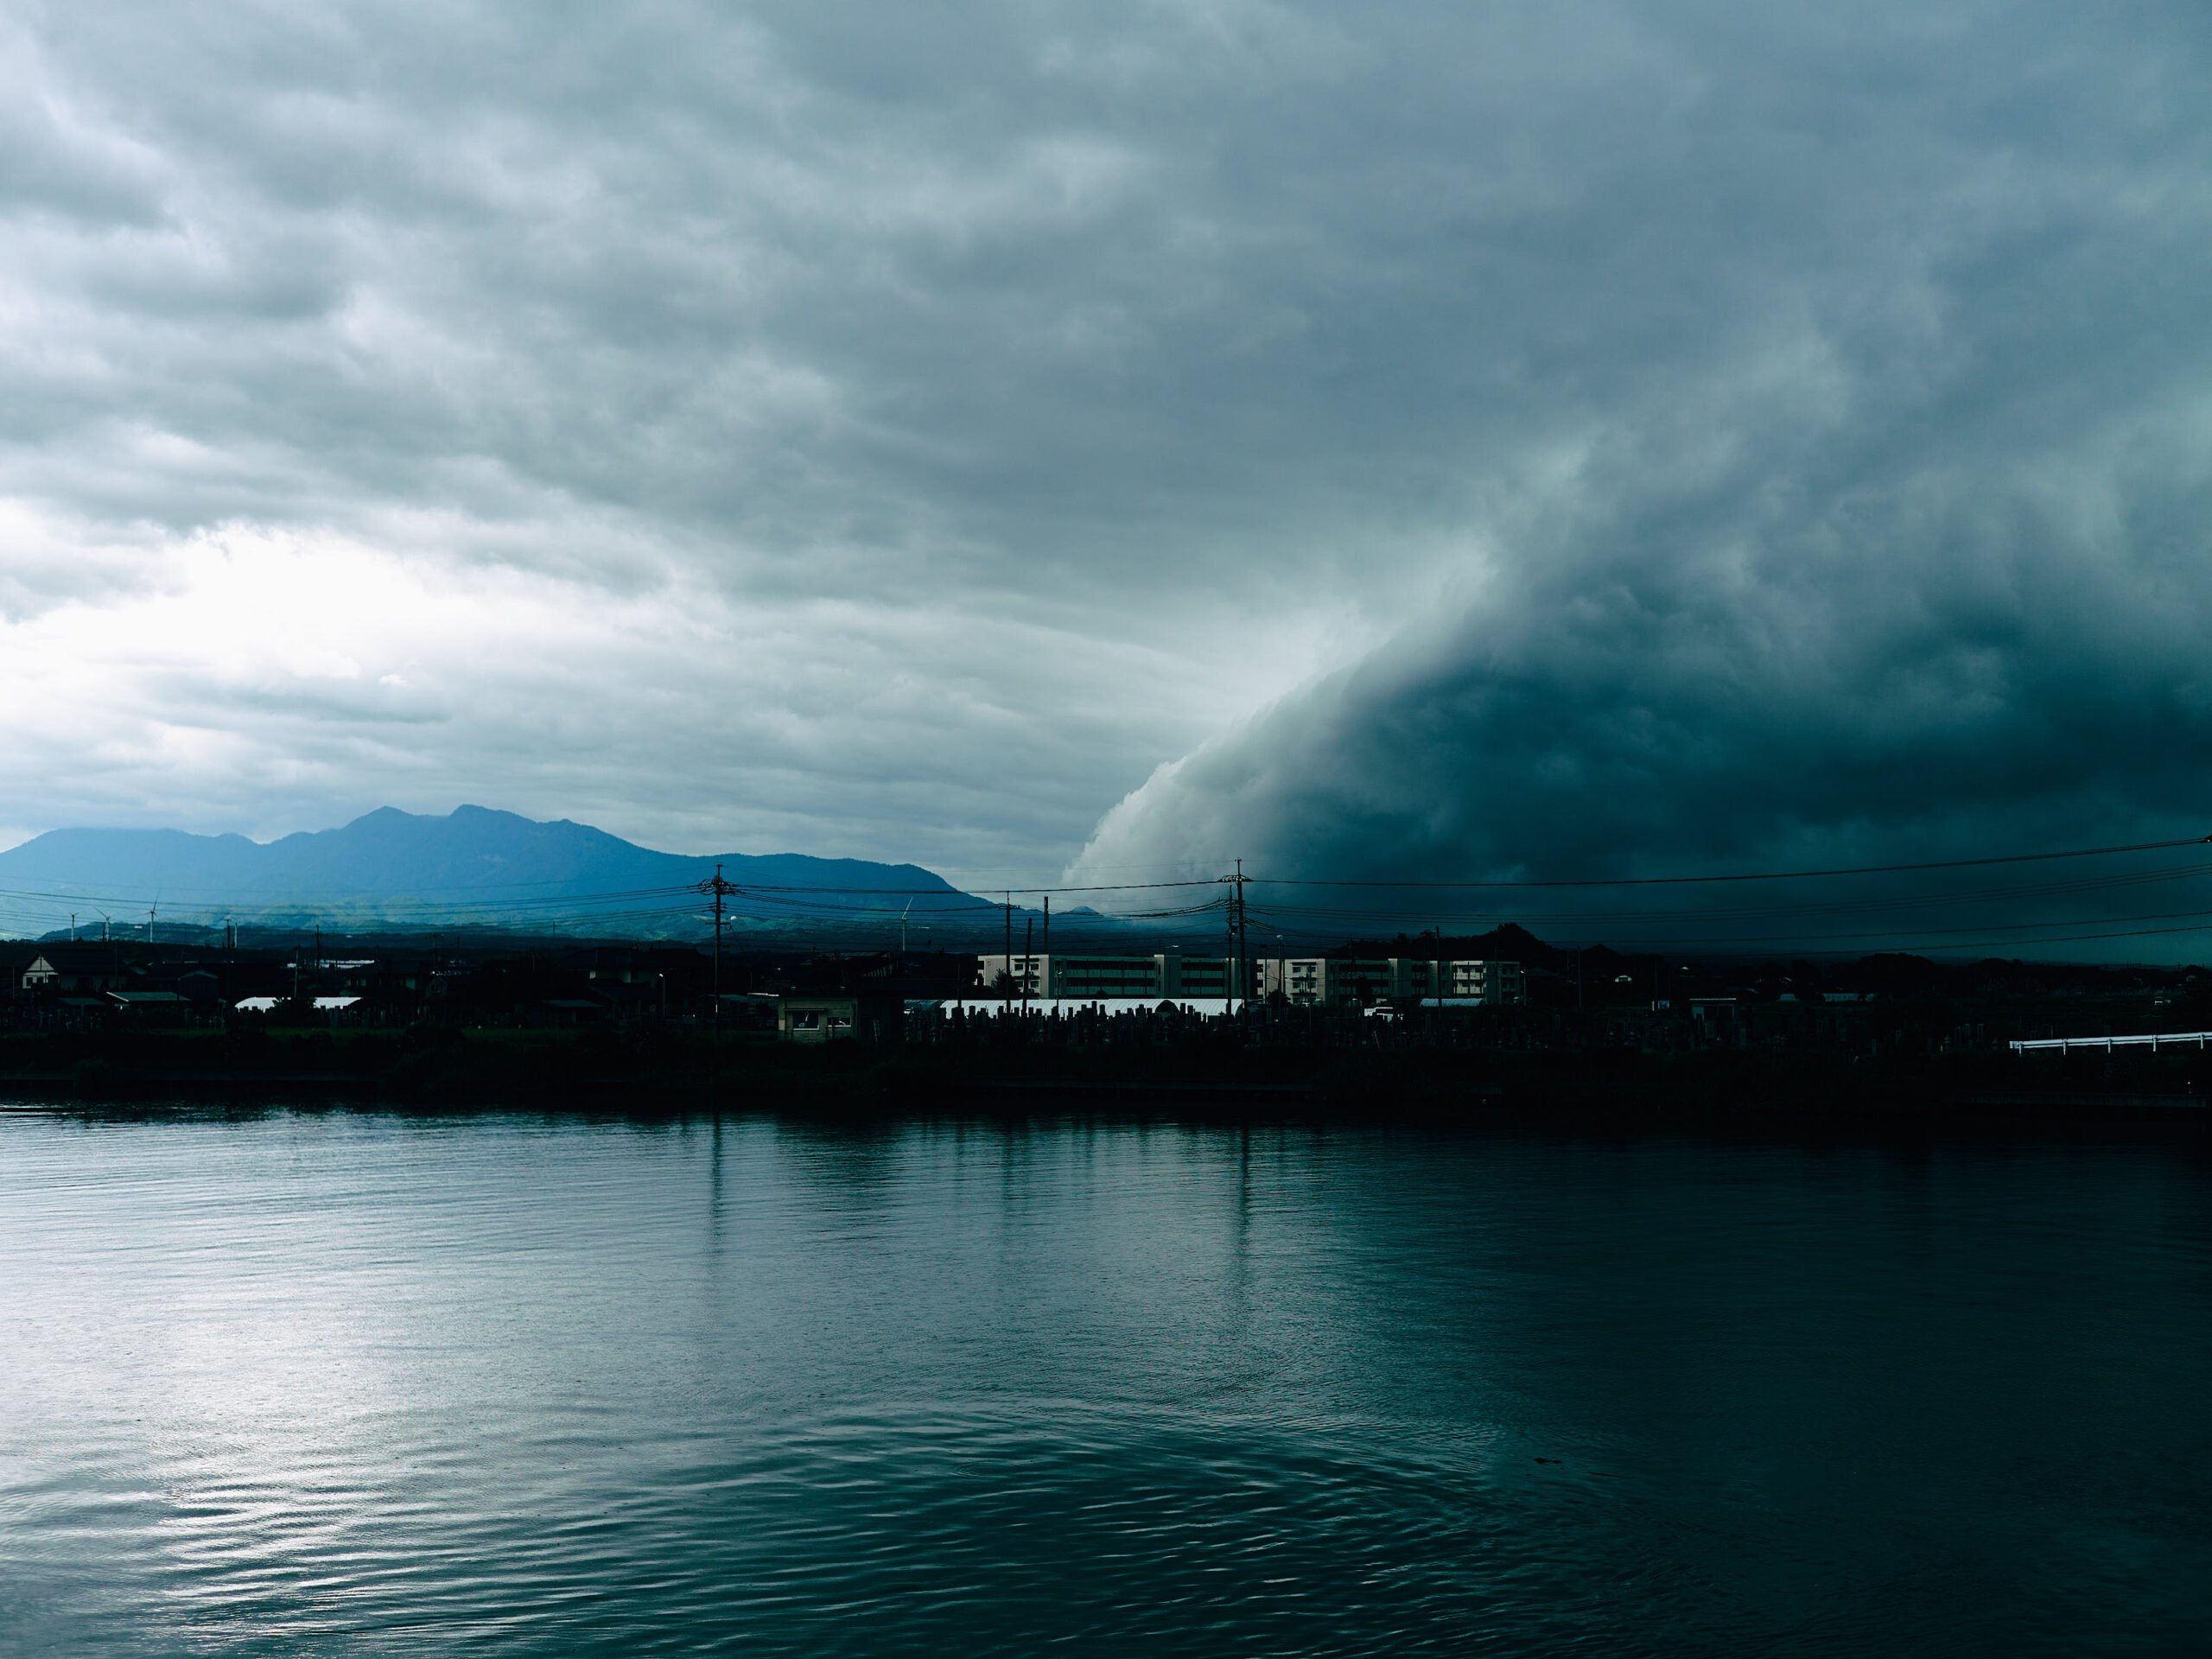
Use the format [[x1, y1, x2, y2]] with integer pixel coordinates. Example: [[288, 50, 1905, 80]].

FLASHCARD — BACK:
[[3, 3, 2209, 910]]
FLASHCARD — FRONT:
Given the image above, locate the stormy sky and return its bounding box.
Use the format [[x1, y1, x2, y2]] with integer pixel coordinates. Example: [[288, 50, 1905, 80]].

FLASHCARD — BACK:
[[6, 2, 2212, 943]]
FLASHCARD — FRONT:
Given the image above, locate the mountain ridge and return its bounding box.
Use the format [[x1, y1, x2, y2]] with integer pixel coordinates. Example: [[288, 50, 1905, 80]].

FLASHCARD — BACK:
[[0, 805, 985, 938]]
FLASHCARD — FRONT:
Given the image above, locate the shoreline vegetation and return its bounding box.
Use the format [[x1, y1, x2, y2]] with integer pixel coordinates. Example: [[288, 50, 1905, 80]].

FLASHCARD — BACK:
[[3, 1027, 2205, 1125]]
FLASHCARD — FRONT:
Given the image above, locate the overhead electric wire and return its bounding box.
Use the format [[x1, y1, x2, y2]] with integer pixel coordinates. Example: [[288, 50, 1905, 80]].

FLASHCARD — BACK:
[[744, 833, 2209, 897], [1229, 900, 2212, 963], [1221, 861, 2212, 935], [1244, 835, 2212, 890], [743, 880, 1224, 897], [1755, 918, 2212, 958], [1474, 904, 2212, 951], [10, 831, 2201, 918], [9, 830, 2210, 957]]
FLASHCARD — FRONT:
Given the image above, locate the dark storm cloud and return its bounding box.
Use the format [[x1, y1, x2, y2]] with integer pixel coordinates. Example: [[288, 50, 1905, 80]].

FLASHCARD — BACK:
[[3, 2, 2209, 922], [1069, 3, 2212, 929]]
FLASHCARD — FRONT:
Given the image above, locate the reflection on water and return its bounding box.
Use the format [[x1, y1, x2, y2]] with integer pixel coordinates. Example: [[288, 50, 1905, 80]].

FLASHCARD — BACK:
[[1, 1109, 2207, 1655]]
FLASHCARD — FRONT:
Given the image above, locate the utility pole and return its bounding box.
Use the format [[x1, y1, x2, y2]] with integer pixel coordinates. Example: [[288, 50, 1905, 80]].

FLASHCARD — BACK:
[[1219, 859, 1250, 1013], [1224, 890, 1236, 997], [1004, 892, 1014, 1013], [1427, 926, 1439, 1044], [1022, 916, 1033, 1017], [1042, 894, 1050, 1004], [1237, 861, 1248, 1012], [69, 913, 75, 942], [697, 863, 737, 1044]]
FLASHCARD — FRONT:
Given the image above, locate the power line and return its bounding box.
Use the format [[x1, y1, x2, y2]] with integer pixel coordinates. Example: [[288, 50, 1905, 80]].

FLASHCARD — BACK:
[[752, 833, 2210, 899], [8, 833, 2201, 918], [1457, 904, 2212, 952], [1755, 918, 2212, 958], [1234, 858, 2212, 929], [1248, 835, 2212, 890], [9, 833, 2212, 960]]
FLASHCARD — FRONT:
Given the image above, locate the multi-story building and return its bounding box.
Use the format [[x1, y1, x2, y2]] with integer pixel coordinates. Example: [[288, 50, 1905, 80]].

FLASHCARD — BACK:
[[1052, 955, 1160, 998], [1255, 957, 1527, 1007], [1257, 958, 1395, 1004], [1162, 956, 1233, 997], [968, 952, 1526, 1008], [976, 952, 1052, 997], [1444, 960, 1526, 1004], [1395, 957, 1442, 998], [971, 955, 1249, 1001]]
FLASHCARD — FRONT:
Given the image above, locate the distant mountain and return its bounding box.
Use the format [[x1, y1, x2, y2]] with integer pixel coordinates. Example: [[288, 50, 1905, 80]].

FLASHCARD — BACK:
[[0, 805, 996, 941]]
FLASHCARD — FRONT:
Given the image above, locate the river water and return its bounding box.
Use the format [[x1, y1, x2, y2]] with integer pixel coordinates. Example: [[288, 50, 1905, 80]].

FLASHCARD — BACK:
[[1, 1109, 2206, 1655]]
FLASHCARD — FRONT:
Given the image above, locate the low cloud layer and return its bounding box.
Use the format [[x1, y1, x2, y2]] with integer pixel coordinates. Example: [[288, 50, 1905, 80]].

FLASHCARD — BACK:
[[4, 3, 2209, 933]]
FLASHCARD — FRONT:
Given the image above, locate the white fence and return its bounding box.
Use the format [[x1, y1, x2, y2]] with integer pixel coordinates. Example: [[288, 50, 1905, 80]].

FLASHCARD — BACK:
[[2011, 1030, 2212, 1052]]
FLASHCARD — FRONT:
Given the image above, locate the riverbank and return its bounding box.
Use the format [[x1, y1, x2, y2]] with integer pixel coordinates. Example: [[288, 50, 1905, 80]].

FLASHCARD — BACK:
[[1, 1027, 2205, 1125]]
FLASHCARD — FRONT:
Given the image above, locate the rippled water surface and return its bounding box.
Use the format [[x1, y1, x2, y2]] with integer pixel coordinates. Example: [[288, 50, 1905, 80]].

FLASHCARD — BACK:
[[2, 1109, 2208, 1655]]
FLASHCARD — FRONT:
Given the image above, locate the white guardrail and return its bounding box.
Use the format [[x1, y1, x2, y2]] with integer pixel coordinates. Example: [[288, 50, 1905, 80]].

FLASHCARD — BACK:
[[2012, 1030, 2212, 1052]]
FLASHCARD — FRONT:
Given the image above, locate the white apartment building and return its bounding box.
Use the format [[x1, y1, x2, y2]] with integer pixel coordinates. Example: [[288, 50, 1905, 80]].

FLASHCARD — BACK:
[[1257, 958, 1395, 1003], [971, 952, 1527, 1007], [1445, 960, 1527, 1003], [973, 954, 1247, 1001], [1255, 957, 1527, 1007]]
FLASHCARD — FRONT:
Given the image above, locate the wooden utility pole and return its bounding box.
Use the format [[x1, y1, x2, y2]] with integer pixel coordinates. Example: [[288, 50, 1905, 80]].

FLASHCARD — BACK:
[[1236, 860, 1248, 1012], [698, 864, 738, 1042], [1219, 860, 1250, 1012]]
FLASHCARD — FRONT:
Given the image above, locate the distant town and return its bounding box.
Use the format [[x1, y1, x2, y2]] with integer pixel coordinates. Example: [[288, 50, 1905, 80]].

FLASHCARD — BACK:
[[3, 811, 2207, 1116], [4, 928, 2204, 1059]]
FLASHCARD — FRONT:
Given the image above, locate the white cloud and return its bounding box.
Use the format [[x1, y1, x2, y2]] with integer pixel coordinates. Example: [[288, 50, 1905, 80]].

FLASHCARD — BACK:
[[0, 508, 1251, 884]]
